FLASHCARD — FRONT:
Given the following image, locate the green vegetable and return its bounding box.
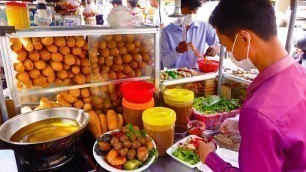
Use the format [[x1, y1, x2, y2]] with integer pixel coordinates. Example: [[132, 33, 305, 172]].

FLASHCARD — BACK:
[[148, 148, 158, 163], [165, 70, 178, 79], [123, 160, 142, 170], [172, 147, 200, 165], [193, 96, 240, 115]]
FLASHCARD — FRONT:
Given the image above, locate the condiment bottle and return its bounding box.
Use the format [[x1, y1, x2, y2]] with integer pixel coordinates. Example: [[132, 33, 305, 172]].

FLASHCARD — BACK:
[[5, 2, 30, 30], [163, 89, 194, 126], [122, 97, 154, 129], [142, 107, 176, 156]]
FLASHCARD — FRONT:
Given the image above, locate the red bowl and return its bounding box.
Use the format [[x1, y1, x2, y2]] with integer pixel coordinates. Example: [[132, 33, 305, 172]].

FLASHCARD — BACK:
[[121, 81, 155, 103], [197, 60, 219, 73]]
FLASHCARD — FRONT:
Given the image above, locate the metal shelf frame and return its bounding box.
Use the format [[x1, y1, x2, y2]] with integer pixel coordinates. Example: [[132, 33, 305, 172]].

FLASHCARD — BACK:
[[0, 26, 160, 121]]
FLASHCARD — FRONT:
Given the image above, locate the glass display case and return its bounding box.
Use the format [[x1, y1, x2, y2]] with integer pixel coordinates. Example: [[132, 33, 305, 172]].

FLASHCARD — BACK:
[[0, 26, 160, 121]]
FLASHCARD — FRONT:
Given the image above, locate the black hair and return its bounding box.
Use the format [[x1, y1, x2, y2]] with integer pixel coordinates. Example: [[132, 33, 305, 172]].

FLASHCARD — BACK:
[[181, 0, 203, 10], [209, 0, 277, 41], [111, 0, 122, 6], [128, 0, 139, 8]]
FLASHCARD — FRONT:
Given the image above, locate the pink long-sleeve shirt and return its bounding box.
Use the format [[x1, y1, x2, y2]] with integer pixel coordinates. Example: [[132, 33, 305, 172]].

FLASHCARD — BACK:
[[206, 56, 306, 171]]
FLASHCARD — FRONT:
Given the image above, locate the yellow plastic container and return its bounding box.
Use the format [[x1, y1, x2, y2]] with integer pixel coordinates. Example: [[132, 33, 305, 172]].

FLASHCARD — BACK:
[[6, 2, 30, 30], [163, 89, 194, 126], [122, 97, 154, 129], [142, 107, 176, 156]]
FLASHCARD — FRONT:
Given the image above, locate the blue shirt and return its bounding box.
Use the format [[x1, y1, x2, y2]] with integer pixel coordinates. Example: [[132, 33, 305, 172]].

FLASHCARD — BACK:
[[160, 21, 219, 69]]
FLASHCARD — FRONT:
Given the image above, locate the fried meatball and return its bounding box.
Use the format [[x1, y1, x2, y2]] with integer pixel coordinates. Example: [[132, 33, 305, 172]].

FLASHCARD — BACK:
[[113, 142, 123, 151], [127, 149, 136, 160], [132, 140, 141, 149], [123, 140, 132, 148], [110, 137, 119, 146]]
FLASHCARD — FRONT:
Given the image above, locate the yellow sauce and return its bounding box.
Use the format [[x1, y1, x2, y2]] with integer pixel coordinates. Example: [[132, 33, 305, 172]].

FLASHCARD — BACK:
[[10, 118, 81, 143]]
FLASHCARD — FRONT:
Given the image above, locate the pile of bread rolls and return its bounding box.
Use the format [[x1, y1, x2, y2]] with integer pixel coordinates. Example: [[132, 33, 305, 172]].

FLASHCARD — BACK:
[[89, 34, 154, 81], [11, 36, 89, 89]]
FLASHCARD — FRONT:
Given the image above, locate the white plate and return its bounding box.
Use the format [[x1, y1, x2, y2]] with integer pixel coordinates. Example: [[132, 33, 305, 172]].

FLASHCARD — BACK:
[[166, 135, 203, 169], [93, 130, 157, 172], [167, 135, 239, 171]]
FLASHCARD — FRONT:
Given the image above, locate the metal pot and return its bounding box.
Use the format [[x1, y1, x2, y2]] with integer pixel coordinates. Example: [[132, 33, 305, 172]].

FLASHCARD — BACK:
[[0, 107, 89, 170]]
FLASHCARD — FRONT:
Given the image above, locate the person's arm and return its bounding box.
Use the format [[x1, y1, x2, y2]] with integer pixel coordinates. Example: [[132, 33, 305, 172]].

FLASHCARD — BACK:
[[205, 109, 287, 172], [160, 29, 181, 68], [204, 23, 220, 56]]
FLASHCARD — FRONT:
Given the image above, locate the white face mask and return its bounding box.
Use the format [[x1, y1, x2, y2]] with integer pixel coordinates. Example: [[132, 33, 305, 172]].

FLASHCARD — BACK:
[[183, 14, 196, 26], [172, 17, 184, 26], [228, 32, 255, 70]]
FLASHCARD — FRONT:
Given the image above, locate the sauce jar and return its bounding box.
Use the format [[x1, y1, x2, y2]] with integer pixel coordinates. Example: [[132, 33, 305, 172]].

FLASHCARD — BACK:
[[163, 89, 194, 126], [122, 97, 154, 129], [142, 107, 176, 156], [6, 2, 30, 30]]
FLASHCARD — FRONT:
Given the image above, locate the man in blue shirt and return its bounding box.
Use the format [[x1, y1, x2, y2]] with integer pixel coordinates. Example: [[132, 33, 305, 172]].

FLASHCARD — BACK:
[[161, 0, 220, 69]]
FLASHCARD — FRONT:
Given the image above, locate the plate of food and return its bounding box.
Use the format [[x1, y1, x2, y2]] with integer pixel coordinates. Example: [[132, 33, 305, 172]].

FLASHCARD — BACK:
[[166, 135, 204, 169], [93, 124, 158, 172]]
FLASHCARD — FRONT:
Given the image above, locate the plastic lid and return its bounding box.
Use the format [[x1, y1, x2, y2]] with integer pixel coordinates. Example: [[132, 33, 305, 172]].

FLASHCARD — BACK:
[[122, 97, 154, 110], [142, 107, 176, 126], [6, 2, 27, 7], [163, 89, 194, 102]]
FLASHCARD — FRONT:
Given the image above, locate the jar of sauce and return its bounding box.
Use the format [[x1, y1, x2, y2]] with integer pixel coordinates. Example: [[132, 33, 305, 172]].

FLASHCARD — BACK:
[[163, 89, 194, 126], [142, 107, 176, 156], [6, 2, 30, 30], [122, 97, 154, 129]]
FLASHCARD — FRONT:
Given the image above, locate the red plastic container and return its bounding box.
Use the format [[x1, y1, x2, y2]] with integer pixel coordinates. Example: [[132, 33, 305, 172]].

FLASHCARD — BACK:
[[192, 108, 240, 130], [197, 60, 219, 73], [121, 81, 155, 103]]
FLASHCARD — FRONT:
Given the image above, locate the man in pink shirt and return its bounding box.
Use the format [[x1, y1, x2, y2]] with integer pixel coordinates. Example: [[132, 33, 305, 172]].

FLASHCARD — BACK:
[[199, 0, 306, 171]]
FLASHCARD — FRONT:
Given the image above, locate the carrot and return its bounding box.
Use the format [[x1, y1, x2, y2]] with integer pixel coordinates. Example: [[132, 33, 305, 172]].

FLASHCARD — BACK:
[[118, 114, 124, 129], [88, 111, 102, 138], [107, 110, 119, 131], [99, 114, 109, 134]]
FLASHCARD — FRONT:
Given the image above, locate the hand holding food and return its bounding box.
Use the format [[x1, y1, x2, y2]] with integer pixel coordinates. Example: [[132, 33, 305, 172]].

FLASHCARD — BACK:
[[204, 44, 219, 57], [199, 141, 216, 164], [176, 41, 188, 53]]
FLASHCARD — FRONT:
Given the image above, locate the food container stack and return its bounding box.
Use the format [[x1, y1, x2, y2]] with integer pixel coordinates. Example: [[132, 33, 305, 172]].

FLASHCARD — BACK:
[[121, 81, 155, 129]]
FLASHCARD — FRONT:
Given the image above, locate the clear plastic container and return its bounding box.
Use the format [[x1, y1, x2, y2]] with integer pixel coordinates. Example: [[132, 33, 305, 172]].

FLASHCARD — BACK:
[[142, 107, 176, 156], [122, 97, 154, 129], [163, 89, 194, 126], [6, 2, 30, 30]]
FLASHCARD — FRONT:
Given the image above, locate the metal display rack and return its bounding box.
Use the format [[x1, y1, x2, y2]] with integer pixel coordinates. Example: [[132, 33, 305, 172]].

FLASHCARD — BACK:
[[0, 26, 160, 122]]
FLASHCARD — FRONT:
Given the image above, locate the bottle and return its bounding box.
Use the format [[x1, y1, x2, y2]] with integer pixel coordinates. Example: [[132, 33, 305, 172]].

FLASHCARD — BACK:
[[34, 0, 52, 26]]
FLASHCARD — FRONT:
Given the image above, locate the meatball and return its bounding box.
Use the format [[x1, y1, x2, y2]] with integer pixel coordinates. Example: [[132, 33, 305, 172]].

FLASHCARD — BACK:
[[137, 147, 149, 162], [98, 142, 111, 151], [127, 149, 136, 160], [129, 134, 137, 141], [123, 140, 132, 148], [113, 142, 123, 151], [119, 147, 129, 157], [138, 137, 146, 145], [122, 126, 130, 133], [110, 137, 120, 146], [132, 140, 141, 149], [120, 135, 129, 142]]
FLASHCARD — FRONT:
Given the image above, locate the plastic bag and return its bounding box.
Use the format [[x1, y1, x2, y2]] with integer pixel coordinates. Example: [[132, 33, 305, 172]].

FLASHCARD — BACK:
[[107, 6, 142, 27]]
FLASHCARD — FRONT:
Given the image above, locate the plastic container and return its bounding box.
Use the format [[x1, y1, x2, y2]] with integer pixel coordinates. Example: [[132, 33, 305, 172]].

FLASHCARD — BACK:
[[122, 97, 154, 129], [197, 60, 219, 73], [6, 2, 30, 30], [192, 108, 240, 129], [142, 107, 176, 156], [121, 81, 155, 103], [163, 89, 194, 126]]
